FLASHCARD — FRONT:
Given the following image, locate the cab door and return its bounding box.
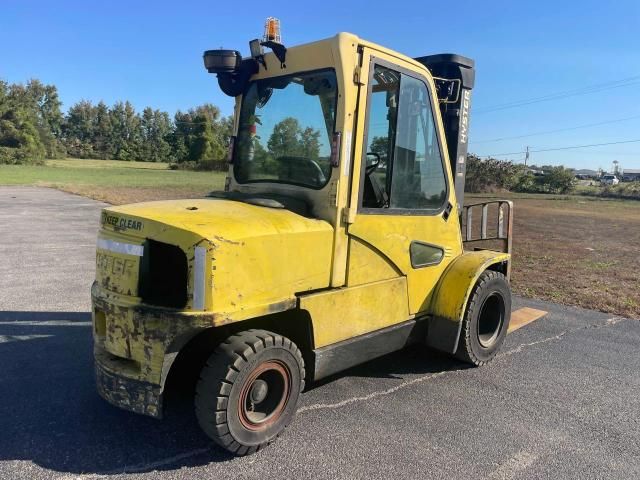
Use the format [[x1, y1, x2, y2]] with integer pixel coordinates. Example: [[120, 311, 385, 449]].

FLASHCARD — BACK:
[[346, 49, 463, 314]]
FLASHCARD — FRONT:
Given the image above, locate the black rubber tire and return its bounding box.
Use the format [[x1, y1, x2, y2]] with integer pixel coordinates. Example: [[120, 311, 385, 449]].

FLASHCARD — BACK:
[[456, 270, 511, 366], [195, 329, 305, 456]]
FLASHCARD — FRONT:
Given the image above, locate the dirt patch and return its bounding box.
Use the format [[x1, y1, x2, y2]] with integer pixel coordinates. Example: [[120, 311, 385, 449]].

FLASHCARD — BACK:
[[56, 185, 213, 205], [507, 196, 640, 319]]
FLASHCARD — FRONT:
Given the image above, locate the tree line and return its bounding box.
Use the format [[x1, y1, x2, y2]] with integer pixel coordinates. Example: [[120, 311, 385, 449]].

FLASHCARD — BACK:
[[465, 155, 575, 194], [0, 78, 232, 167], [1, 78, 575, 194]]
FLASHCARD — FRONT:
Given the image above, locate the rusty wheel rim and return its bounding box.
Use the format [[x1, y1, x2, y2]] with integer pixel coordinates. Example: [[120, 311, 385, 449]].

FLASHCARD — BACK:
[[238, 360, 291, 431]]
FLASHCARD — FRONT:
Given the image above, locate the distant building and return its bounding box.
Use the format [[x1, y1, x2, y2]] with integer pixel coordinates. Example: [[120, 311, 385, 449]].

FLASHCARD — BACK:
[[574, 169, 599, 179], [622, 169, 640, 182], [574, 168, 600, 181]]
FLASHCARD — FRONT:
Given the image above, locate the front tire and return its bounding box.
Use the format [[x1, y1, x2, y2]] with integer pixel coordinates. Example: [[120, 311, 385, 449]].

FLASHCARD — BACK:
[[456, 270, 511, 366], [195, 329, 305, 456]]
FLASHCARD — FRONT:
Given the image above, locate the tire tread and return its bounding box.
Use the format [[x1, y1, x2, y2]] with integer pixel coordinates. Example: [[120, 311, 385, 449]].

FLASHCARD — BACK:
[[195, 329, 305, 455], [455, 270, 510, 366]]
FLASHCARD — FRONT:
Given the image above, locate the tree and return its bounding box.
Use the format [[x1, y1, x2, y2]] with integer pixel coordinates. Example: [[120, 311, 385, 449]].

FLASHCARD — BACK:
[[299, 127, 321, 159], [190, 105, 226, 162], [0, 76, 234, 165], [267, 117, 322, 159], [0, 80, 48, 164], [64, 100, 97, 158], [267, 117, 302, 158], [93, 101, 111, 159], [544, 166, 575, 194], [108, 101, 142, 160], [24, 79, 65, 158], [465, 155, 526, 193], [369, 136, 390, 167], [140, 107, 172, 162], [173, 104, 231, 167]]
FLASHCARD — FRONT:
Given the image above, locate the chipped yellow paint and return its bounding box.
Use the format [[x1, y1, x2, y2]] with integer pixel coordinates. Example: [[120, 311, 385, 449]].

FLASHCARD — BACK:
[[93, 283, 221, 386], [508, 307, 547, 332], [95, 246, 140, 297], [299, 277, 410, 347]]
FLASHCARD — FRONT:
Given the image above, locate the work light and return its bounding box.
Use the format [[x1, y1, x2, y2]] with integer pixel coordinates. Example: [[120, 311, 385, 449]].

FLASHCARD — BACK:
[[203, 49, 242, 74]]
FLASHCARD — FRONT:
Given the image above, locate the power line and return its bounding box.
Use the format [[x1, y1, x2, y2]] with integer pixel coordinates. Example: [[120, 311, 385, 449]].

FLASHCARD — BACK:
[[471, 114, 640, 144], [482, 139, 640, 157], [502, 149, 638, 156], [476, 76, 640, 113], [475, 75, 640, 114]]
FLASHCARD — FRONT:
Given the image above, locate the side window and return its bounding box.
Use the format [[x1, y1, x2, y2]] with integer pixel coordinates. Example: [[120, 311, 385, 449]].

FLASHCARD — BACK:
[[361, 65, 399, 208], [361, 65, 447, 211], [390, 75, 447, 210]]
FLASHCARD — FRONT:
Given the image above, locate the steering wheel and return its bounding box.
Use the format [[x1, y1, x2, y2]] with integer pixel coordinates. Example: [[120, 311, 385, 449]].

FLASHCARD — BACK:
[[276, 156, 327, 185], [306, 158, 327, 185], [365, 152, 381, 175]]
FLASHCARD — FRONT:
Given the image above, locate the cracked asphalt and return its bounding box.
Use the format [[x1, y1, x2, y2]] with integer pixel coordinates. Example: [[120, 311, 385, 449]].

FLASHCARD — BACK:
[[0, 186, 639, 479]]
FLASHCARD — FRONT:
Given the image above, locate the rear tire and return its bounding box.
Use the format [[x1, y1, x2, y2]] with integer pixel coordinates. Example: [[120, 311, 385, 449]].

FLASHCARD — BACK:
[[456, 270, 511, 366], [195, 329, 305, 456]]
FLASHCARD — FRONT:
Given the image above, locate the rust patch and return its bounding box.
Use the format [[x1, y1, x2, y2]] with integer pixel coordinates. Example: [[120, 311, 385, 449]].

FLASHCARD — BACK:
[[95, 360, 162, 418], [212, 235, 242, 245], [268, 298, 298, 314]]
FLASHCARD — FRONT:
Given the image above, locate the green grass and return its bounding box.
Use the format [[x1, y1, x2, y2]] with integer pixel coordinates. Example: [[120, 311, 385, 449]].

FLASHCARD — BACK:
[[0, 158, 222, 187], [0, 158, 226, 204], [46, 158, 171, 170]]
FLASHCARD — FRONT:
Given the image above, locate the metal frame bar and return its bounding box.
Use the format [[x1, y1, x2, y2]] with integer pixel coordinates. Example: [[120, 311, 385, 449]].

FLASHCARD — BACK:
[[461, 200, 514, 278]]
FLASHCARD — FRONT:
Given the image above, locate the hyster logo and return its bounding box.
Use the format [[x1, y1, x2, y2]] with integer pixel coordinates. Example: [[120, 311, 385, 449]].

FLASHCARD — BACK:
[[101, 212, 143, 231], [460, 90, 471, 144]]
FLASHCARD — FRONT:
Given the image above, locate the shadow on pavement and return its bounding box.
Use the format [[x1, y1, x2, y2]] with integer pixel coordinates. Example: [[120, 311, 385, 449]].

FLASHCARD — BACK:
[[0, 310, 466, 475], [312, 344, 468, 389], [0, 311, 232, 475]]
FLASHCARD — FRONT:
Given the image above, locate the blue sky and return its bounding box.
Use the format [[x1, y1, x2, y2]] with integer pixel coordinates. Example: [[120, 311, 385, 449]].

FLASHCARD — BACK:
[[2, 0, 639, 170]]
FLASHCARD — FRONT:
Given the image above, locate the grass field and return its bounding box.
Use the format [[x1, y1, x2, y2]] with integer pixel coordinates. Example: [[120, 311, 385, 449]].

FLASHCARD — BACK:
[[0, 158, 224, 204], [2, 159, 638, 319]]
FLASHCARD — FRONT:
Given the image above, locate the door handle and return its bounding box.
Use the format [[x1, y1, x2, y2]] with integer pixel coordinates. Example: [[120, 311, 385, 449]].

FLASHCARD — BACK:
[[442, 202, 453, 221]]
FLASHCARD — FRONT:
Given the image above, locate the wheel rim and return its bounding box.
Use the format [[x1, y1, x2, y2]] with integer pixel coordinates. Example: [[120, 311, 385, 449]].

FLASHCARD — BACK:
[[477, 292, 505, 348], [238, 360, 291, 431]]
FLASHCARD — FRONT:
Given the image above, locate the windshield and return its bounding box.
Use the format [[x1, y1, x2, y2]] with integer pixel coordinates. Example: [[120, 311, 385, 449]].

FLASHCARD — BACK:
[[233, 70, 338, 189]]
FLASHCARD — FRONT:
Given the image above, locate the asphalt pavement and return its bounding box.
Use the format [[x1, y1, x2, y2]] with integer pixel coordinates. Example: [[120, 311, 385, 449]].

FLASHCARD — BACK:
[[0, 186, 638, 480]]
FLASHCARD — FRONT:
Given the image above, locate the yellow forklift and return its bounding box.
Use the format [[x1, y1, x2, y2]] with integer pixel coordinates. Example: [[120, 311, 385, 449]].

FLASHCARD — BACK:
[[92, 20, 514, 455]]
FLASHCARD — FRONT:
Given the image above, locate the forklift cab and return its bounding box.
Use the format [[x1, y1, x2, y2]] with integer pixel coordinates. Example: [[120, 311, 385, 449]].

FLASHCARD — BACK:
[[210, 34, 473, 319]]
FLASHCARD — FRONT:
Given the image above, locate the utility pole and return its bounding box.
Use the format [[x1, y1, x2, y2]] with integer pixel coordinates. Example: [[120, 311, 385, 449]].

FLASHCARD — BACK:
[[524, 146, 530, 167]]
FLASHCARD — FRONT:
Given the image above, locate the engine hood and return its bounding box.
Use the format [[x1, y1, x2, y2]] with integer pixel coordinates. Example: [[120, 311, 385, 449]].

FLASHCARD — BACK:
[[98, 198, 334, 320], [101, 198, 331, 242]]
